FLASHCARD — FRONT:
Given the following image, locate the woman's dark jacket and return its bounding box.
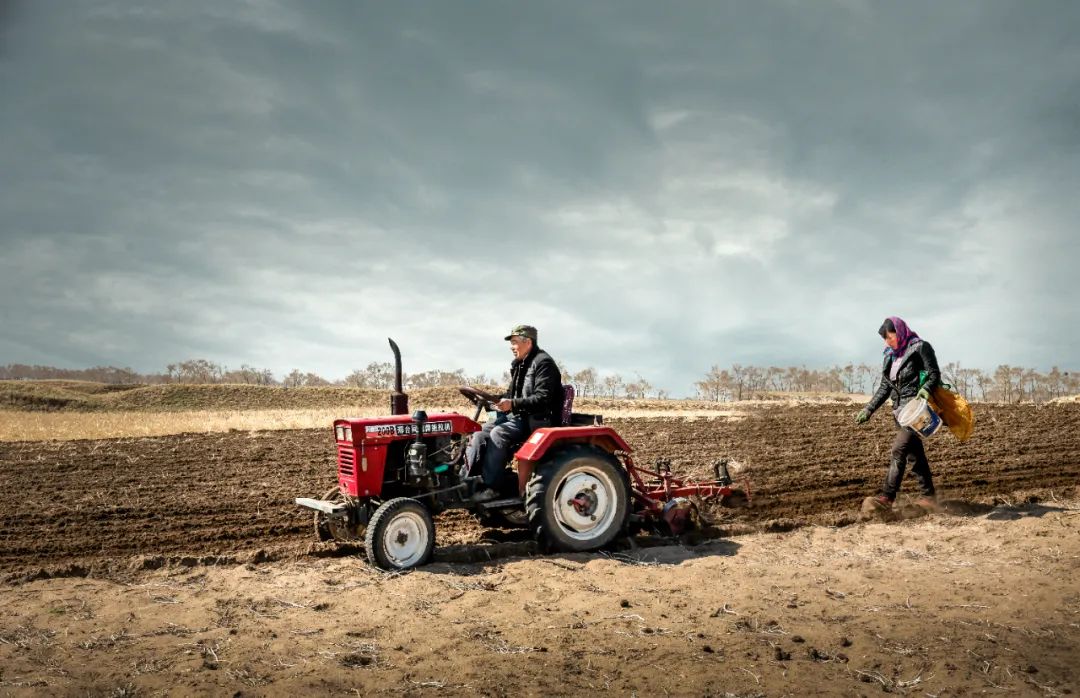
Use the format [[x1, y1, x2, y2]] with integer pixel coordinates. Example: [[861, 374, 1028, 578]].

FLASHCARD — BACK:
[[503, 346, 563, 427], [866, 340, 941, 416]]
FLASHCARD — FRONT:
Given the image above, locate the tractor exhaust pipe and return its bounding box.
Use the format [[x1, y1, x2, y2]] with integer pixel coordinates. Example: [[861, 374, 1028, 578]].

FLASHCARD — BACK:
[[388, 337, 409, 415]]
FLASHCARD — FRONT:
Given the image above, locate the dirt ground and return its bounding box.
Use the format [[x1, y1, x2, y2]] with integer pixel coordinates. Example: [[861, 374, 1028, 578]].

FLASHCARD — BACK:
[[1, 404, 1079, 695]]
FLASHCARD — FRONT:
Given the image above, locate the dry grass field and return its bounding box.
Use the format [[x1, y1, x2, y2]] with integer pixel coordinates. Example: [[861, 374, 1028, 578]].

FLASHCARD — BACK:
[[0, 380, 868, 441], [0, 408, 380, 441]]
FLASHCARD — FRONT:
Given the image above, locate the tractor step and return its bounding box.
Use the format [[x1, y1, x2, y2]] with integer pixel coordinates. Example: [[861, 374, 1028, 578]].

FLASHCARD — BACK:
[[475, 497, 524, 510], [295, 497, 348, 517]]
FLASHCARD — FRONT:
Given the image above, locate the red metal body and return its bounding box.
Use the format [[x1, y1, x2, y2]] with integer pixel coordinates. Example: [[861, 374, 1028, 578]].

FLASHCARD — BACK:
[[333, 413, 481, 497], [331, 412, 744, 521], [303, 340, 751, 563], [513, 425, 632, 493]]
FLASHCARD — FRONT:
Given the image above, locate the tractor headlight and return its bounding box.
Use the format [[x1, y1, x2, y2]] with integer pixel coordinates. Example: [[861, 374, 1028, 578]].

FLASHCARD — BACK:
[[335, 425, 351, 442]]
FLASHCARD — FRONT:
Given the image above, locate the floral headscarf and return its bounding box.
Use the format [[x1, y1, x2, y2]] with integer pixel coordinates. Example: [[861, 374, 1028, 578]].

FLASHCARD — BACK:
[[882, 316, 921, 359]]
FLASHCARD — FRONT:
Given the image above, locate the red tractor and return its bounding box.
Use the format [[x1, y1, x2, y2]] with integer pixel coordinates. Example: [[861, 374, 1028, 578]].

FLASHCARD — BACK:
[[296, 340, 747, 570]]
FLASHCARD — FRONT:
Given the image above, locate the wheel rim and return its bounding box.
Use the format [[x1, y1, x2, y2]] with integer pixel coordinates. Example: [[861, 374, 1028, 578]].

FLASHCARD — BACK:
[[552, 465, 619, 541], [381, 511, 429, 567]]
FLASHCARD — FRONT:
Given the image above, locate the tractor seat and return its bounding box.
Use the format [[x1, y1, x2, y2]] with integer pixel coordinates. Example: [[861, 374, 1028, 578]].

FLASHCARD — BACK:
[[505, 385, 593, 459], [560, 384, 575, 426], [561, 383, 603, 427], [507, 385, 579, 457]]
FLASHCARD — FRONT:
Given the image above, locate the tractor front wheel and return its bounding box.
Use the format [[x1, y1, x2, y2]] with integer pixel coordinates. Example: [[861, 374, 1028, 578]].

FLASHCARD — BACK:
[[526, 446, 630, 553], [365, 498, 435, 571]]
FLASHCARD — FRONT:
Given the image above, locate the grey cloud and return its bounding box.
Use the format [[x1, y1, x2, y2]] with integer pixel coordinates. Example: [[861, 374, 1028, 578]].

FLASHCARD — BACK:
[[2, 1, 1078, 393]]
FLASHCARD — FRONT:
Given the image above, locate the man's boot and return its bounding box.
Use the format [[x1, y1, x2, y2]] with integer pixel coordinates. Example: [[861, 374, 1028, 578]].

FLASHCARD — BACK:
[[471, 487, 499, 503]]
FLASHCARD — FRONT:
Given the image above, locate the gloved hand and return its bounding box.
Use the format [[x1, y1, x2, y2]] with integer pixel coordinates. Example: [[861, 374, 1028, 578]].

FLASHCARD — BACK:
[[917, 387, 931, 402], [854, 409, 870, 425]]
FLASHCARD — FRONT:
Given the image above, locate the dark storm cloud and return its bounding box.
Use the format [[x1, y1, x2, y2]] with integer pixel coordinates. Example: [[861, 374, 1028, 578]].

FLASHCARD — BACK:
[[2, 1, 1078, 393]]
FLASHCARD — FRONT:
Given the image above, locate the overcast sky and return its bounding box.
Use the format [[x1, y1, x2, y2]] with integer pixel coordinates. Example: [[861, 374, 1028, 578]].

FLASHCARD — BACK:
[[1, 1, 1077, 395]]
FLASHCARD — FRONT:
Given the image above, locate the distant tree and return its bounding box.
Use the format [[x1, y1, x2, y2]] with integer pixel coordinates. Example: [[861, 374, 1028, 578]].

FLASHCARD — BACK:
[[406, 369, 468, 389], [944, 362, 962, 396], [1066, 371, 1080, 396], [601, 374, 624, 399], [222, 365, 275, 385], [0, 363, 152, 384], [785, 366, 813, 393], [279, 370, 327, 387], [974, 369, 993, 401], [341, 362, 397, 389], [729, 364, 748, 400], [943, 363, 981, 400], [167, 359, 224, 384], [764, 366, 786, 392], [571, 367, 598, 398], [1022, 368, 1046, 404], [368, 362, 396, 389], [744, 365, 766, 397], [343, 369, 369, 388], [466, 372, 497, 387], [823, 366, 845, 393], [839, 364, 858, 393], [1046, 367, 1067, 400], [695, 365, 732, 402], [857, 364, 876, 394], [303, 372, 330, 386], [623, 375, 651, 400], [282, 369, 304, 388], [992, 365, 1010, 402]]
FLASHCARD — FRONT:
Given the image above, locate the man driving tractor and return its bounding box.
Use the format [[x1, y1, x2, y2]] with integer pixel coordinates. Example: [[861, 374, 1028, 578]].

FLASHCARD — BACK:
[[466, 325, 562, 502]]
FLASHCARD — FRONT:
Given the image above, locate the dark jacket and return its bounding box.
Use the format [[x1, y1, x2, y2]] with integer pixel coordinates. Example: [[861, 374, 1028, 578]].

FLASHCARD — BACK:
[[503, 346, 563, 426], [867, 340, 941, 416]]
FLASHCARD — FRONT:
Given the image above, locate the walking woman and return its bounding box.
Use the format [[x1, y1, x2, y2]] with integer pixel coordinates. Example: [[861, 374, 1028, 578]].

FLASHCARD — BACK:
[[855, 317, 942, 512]]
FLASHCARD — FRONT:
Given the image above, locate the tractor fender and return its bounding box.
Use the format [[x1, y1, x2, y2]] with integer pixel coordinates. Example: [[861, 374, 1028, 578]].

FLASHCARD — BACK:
[[514, 426, 632, 494]]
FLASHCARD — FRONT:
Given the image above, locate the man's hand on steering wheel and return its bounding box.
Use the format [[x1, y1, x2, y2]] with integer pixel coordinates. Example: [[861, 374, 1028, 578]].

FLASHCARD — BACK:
[[458, 386, 502, 411], [495, 398, 512, 412]]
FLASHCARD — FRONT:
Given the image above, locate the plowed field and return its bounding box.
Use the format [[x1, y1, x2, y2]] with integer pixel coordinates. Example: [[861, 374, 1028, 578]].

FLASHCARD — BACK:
[[2, 404, 1079, 696], [2, 404, 1078, 577]]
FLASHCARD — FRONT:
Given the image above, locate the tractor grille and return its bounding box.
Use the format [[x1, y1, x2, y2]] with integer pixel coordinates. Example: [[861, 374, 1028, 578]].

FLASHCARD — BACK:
[[337, 445, 356, 477]]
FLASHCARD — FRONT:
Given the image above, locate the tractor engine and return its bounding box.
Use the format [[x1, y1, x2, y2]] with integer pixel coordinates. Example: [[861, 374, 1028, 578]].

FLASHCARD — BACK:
[[334, 411, 479, 501], [299, 408, 482, 543]]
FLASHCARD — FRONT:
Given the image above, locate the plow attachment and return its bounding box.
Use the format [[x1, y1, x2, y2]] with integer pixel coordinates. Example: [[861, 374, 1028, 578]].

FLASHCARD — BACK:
[[625, 456, 750, 535]]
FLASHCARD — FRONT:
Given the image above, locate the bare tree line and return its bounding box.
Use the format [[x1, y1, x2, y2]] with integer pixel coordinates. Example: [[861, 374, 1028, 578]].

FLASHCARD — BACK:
[[0, 361, 495, 392], [2, 360, 1076, 403], [691, 362, 1079, 404], [0, 364, 154, 384]]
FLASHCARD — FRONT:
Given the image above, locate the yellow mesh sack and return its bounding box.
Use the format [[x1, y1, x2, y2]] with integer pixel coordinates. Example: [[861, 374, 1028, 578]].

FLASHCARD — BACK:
[[929, 386, 975, 442]]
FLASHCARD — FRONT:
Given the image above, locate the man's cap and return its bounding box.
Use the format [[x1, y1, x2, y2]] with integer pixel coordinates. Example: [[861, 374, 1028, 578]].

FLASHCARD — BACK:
[[504, 325, 538, 341]]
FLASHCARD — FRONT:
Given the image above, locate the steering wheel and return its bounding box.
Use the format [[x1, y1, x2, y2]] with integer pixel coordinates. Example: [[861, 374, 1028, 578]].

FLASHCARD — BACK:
[[458, 386, 501, 411]]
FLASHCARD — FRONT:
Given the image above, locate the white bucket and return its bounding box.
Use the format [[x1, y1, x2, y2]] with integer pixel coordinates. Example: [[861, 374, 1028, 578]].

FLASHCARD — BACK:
[[896, 398, 943, 438]]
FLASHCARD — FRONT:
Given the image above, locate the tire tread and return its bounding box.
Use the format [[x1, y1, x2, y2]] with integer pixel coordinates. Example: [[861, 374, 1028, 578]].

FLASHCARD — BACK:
[[364, 497, 435, 570]]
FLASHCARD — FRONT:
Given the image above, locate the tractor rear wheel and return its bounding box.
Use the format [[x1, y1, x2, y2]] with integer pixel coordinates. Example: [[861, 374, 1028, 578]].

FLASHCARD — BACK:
[[365, 498, 435, 571], [526, 446, 630, 553]]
